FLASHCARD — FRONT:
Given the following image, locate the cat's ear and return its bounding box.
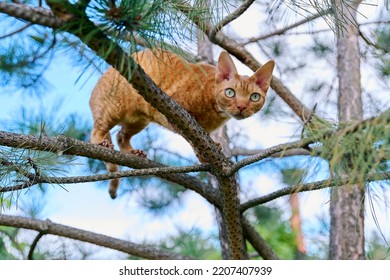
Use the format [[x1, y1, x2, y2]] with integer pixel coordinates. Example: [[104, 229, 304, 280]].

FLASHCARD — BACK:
[[252, 60, 275, 93], [216, 51, 238, 82]]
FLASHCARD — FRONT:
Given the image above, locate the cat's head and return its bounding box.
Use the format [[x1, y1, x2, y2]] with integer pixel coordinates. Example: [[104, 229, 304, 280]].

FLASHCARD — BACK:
[[214, 51, 275, 120]]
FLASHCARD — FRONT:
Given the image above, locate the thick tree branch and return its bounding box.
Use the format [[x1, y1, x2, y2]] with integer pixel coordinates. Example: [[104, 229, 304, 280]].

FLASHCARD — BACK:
[[0, 2, 64, 28], [240, 171, 390, 212], [0, 130, 220, 206], [0, 214, 191, 260]]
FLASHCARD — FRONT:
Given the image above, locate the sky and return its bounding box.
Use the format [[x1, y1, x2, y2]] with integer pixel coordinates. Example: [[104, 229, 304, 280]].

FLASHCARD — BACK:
[[0, 1, 389, 259]]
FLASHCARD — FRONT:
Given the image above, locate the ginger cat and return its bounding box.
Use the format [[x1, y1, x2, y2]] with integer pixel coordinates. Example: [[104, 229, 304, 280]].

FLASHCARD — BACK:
[[90, 49, 275, 198]]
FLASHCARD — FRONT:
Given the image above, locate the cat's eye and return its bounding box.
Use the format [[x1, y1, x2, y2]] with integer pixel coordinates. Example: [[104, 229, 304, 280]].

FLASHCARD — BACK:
[[250, 93, 261, 102], [225, 88, 235, 98]]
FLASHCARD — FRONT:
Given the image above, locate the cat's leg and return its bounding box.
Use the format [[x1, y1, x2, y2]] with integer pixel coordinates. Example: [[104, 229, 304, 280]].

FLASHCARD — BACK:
[[108, 122, 147, 199], [117, 122, 148, 157], [117, 129, 146, 158], [90, 125, 113, 147]]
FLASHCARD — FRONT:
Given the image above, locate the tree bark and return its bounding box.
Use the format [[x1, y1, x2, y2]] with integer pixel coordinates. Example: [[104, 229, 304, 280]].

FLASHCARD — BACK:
[[210, 127, 235, 259], [329, 0, 365, 260]]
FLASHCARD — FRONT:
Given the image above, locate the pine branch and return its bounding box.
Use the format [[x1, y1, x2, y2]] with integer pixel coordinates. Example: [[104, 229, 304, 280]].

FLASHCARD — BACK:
[[358, 28, 389, 53], [0, 214, 191, 260], [231, 147, 312, 157], [27, 231, 45, 260], [228, 110, 390, 176], [0, 130, 220, 206], [244, 10, 330, 44], [0, 163, 210, 193], [228, 138, 313, 175], [209, 0, 256, 38], [240, 171, 390, 212], [0, 22, 33, 39], [0, 156, 33, 178]]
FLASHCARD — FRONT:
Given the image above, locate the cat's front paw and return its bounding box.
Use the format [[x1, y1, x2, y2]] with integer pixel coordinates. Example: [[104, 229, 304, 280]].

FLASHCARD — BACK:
[[98, 139, 114, 149], [130, 149, 147, 158], [215, 141, 223, 150]]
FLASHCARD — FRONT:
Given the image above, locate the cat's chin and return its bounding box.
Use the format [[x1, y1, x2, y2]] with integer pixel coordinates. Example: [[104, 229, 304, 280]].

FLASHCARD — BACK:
[[230, 112, 248, 120]]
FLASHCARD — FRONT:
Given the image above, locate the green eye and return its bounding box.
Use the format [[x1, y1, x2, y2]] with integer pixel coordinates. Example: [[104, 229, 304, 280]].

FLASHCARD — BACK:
[[250, 93, 261, 102], [225, 88, 235, 98]]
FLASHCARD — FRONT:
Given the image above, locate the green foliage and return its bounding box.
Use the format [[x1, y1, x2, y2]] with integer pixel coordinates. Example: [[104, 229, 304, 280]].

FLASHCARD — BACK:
[[159, 228, 220, 259], [373, 26, 390, 79], [376, 27, 390, 54], [281, 168, 305, 186], [301, 109, 389, 187], [366, 231, 390, 260], [87, 0, 208, 57], [0, 0, 210, 95], [323, 115, 389, 180], [310, 37, 333, 58], [0, 226, 19, 260], [0, 21, 55, 93], [3, 99, 90, 141], [248, 205, 297, 259], [0, 185, 57, 260], [135, 179, 186, 215], [0, 225, 50, 260], [0, 98, 90, 205], [0, 98, 87, 210], [0, 236, 17, 260], [378, 57, 390, 78], [0, 224, 54, 260], [266, 39, 286, 57]]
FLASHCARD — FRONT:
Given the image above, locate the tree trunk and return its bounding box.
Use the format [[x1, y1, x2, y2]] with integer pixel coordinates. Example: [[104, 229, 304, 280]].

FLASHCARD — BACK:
[[329, 0, 365, 260]]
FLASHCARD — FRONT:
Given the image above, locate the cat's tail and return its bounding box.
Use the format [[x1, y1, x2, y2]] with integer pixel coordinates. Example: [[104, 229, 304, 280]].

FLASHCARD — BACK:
[[108, 171, 120, 199]]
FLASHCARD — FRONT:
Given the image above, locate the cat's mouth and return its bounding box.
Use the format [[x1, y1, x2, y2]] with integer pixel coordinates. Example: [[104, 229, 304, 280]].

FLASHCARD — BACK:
[[231, 112, 248, 120]]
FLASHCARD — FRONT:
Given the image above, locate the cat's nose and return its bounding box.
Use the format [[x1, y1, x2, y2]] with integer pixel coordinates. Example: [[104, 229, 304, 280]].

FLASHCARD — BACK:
[[236, 104, 247, 112]]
